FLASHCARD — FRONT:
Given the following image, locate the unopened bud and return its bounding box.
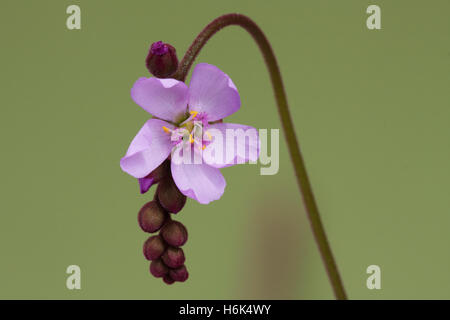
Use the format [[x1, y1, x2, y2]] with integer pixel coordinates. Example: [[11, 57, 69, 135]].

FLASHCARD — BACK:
[[169, 265, 189, 282], [138, 201, 167, 233], [146, 41, 178, 78], [157, 175, 186, 214], [163, 274, 175, 285], [149, 259, 169, 278], [143, 235, 166, 260], [149, 160, 169, 182], [160, 220, 188, 247], [162, 246, 185, 268]]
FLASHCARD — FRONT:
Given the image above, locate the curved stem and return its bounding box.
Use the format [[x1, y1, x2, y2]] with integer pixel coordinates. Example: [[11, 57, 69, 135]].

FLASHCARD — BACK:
[[175, 13, 347, 300]]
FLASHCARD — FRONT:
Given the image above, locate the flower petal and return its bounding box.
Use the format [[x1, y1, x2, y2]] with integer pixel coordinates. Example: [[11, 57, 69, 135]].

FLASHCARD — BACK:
[[131, 77, 188, 122], [188, 63, 240, 121], [138, 176, 155, 194], [120, 119, 174, 178], [171, 160, 226, 204], [202, 123, 260, 168]]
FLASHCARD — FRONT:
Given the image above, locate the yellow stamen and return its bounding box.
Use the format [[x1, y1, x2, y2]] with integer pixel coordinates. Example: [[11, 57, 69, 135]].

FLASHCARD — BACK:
[[202, 145, 206, 150], [189, 110, 198, 119], [189, 134, 194, 143], [162, 126, 171, 134]]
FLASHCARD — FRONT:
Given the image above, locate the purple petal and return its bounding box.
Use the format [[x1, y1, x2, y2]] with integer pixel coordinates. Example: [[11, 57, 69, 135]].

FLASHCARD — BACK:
[[188, 63, 240, 122], [138, 176, 155, 194], [137, 160, 169, 193], [120, 119, 174, 178], [171, 161, 226, 204], [131, 77, 188, 122], [202, 123, 260, 168]]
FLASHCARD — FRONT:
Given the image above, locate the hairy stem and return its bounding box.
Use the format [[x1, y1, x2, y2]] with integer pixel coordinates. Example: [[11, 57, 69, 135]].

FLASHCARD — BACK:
[[175, 13, 347, 300]]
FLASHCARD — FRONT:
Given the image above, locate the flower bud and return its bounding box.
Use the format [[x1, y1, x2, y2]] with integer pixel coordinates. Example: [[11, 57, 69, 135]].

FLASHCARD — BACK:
[[149, 259, 169, 278], [145, 41, 178, 78], [160, 220, 188, 247], [163, 275, 175, 285], [162, 246, 185, 268], [156, 175, 186, 214], [169, 265, 189, 282], [143, 235, 166, 260], [150, 160, 169, 182], [138, 201, 167, 233]]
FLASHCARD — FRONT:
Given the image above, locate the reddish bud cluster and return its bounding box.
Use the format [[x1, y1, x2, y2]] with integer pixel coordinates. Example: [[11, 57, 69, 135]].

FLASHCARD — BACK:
[[137, 161, 189, 284], [138, 43, 188, 284]]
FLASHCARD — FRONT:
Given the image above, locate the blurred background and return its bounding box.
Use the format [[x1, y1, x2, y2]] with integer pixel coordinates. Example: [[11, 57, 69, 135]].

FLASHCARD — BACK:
[[0, 0, 449, 299]]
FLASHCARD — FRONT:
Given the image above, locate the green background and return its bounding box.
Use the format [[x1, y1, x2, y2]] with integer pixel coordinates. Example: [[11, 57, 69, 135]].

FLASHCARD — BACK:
[[0, 0, 449, 299]]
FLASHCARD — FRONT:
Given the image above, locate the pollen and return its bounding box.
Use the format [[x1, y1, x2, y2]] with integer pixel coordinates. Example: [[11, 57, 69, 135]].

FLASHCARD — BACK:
[[189, 110, 198, 119], [205, 131, 212, 140], [162, 126, 171, 134], [189, 134, 194, 143]]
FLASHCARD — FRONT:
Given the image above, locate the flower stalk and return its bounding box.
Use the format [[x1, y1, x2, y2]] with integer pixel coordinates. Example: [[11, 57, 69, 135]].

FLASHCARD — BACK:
[[174, 13, 347, 299]]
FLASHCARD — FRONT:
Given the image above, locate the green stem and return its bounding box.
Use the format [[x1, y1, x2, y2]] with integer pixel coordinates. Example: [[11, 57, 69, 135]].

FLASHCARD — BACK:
[[175, 13, 347, 300]]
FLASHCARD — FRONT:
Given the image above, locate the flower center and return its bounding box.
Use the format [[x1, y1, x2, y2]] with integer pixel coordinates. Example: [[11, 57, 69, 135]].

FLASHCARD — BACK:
[[162, 111, 211, 150], [181, 120, 195, 133]]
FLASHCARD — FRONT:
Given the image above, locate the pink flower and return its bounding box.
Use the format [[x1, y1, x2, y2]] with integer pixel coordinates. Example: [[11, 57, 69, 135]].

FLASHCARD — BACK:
[[120, 63, 259, 204]]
